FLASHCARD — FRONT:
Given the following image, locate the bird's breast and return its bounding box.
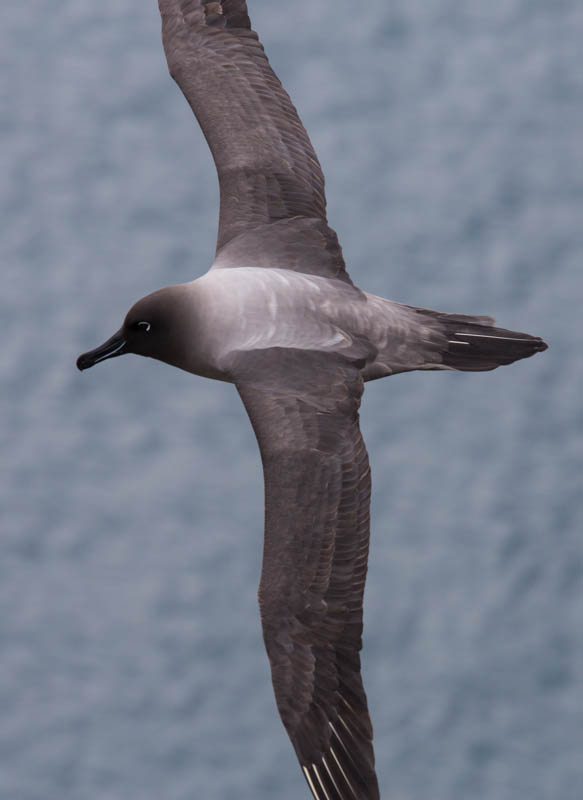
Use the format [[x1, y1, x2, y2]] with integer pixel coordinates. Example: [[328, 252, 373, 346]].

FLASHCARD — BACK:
[[188, 267, 359, 379]]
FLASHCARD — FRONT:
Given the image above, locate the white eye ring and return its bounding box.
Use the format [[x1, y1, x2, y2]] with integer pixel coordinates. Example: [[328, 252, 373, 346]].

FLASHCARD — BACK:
[[137, 321, 151, 332]]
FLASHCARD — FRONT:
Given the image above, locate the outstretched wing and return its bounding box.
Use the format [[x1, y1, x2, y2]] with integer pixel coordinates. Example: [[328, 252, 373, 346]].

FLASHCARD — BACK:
[[158, 1, 348, 281], [228, 347, 380, 800]]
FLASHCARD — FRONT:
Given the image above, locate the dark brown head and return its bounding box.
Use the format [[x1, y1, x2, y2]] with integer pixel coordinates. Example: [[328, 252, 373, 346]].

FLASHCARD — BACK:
[[76, 286, 193, 372]]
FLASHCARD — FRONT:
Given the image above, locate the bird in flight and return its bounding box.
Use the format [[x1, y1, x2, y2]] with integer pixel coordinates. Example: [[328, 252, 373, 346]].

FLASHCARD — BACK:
[[77, 2, 547, 798]]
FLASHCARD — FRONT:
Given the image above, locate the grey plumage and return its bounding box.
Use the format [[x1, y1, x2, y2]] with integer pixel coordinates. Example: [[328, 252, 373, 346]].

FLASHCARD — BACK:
[[232, 348, 378, 799], [77, 2, 547, 799], [158, 0, 329, 252]]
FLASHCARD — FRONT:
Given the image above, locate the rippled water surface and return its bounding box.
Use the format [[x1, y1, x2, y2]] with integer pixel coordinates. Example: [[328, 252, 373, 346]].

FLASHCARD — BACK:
[[2, 1, 581, 798]]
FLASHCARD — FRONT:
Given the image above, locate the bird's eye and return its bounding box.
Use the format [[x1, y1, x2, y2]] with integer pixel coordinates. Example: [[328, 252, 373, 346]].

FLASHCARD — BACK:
[[136, 321, 151, 332]]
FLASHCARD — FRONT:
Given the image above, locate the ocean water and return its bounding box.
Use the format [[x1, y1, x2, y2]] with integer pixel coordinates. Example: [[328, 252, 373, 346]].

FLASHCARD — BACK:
[[1, 1, 581, 799]]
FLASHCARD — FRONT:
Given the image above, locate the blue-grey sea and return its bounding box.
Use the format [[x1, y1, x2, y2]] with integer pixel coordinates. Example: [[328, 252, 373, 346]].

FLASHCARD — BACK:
[[2, 1, 581, 798]]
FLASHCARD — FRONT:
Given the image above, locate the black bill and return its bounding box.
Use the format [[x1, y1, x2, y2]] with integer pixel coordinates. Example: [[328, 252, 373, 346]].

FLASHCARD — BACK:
[[77, 328, 126, 371]]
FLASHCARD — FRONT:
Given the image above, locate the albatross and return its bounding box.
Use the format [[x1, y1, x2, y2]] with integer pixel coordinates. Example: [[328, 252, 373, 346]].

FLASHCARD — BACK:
[[77, 2, 547, 798]]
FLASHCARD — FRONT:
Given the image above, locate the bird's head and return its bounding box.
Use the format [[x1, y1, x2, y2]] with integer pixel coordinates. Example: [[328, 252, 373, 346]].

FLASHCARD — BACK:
[[76, 285, 193, 372]]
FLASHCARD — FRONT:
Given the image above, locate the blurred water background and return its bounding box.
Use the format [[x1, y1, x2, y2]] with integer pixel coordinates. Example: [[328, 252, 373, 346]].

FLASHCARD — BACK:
[[2, 1, 582, 798]]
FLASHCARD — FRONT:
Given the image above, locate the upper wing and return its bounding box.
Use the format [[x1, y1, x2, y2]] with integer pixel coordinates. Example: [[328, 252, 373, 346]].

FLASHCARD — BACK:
[[227, 347, 379, 800], [157, 1, 349, 281]]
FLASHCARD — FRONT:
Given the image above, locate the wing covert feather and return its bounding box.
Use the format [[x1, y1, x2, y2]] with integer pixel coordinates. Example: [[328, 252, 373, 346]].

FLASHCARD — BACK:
[[228, 348, 380, 800], [158, 0, 328, 252]]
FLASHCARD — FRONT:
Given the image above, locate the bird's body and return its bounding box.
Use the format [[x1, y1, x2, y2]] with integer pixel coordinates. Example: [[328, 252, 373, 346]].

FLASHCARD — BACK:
[[174, 268, 364, 378], [77, 2, 547, 798]]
